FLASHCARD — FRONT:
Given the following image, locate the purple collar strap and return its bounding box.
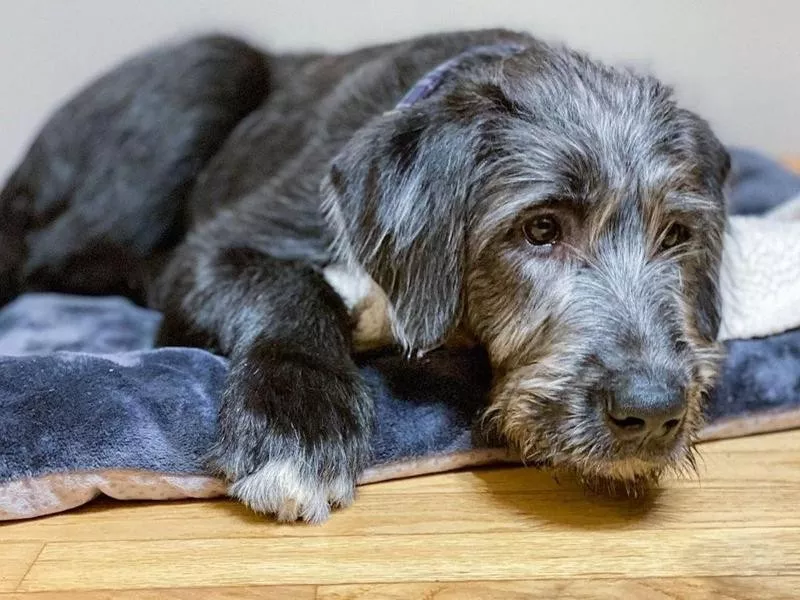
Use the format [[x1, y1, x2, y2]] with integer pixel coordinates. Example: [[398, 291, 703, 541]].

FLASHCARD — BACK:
[[393, 42, 526, 110]]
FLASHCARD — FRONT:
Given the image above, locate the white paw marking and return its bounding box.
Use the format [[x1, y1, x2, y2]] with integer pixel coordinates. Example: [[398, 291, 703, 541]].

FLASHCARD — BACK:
[[229, 457, 355, 524]]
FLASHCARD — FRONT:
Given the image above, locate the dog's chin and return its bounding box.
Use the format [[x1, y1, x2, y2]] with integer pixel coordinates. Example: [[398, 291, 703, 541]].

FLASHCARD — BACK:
[[511, 431, 698, 498], [570, 458, 665, 498], [550, 438, 699, 498]]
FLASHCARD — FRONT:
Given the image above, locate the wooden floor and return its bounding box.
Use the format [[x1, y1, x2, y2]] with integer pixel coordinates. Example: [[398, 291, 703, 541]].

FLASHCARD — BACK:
[[1, 429, 799, 599]]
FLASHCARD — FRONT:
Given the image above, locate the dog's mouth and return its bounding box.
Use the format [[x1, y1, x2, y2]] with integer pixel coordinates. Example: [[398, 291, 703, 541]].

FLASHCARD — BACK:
[[487, 366, 709, 497], [502, 411, 699, 497]]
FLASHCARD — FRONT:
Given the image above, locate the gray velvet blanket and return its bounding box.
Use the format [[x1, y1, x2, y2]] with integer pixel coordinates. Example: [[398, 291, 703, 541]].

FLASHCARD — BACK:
[[1, 148, 799, 520]]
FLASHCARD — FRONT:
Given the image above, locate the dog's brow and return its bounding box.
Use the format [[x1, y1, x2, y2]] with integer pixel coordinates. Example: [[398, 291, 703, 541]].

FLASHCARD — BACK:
[[531, 193, 585, 208], [661, 191, 720, 215]]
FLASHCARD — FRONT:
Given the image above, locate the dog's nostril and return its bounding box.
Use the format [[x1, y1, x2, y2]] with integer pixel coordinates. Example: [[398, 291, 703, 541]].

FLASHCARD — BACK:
[[609, 415, 646, 431]]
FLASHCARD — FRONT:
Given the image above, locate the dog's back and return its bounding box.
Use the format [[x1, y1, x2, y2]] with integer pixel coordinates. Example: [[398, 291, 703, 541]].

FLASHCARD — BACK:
[[0, 35, 269, 304], [0, 29, 533, 304]]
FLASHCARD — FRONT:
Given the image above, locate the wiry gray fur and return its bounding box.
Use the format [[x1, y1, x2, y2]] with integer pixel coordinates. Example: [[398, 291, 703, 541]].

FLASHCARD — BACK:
[[1, 28, 728, 519]]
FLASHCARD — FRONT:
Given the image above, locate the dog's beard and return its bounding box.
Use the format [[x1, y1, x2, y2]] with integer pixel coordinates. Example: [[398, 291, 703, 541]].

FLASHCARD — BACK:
[[483, 377, 709, 497]]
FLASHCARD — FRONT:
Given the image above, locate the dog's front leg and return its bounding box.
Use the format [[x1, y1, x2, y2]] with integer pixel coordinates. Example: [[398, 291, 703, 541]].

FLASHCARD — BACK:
[[152, 240, 372, 523]]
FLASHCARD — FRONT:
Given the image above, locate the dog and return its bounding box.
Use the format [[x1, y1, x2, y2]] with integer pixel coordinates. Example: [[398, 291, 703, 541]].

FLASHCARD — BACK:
[[0, 29, 728, 522]]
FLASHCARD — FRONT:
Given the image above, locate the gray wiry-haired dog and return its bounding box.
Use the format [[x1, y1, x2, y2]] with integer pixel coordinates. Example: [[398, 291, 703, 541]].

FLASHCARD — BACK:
[[0, 29, 728, 521]]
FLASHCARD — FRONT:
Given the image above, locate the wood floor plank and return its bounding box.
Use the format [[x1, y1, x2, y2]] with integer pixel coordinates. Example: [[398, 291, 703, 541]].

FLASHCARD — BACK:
[[698, 430, 800, 453], [0, 543, 43, 592], [0, 587, 313, 599], [3, 481, 800, 543], [4, 578, 796, 599], [317, 577, 800, 600], [16, 527, 800, 591]]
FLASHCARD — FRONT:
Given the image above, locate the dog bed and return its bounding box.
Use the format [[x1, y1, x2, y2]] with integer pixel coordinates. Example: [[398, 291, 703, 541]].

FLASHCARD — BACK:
[[1, 148, 799, 520]]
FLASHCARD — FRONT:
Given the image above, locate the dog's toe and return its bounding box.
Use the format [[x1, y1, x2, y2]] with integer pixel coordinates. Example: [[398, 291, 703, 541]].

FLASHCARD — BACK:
[[327, 473, 357, 509], [228, 457, 354, 524], [275, 498, 301, 522]]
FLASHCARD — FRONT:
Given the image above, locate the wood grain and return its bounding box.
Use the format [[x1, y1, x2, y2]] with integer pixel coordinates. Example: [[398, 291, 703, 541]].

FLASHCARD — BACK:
[[3, 474, 800, 544], [0, 544, 43, 592], [14, 526, 800, 591], [1, 579, 798, 600], [317, 577, 800, 599], [2, 418, 800, 597], [0, 588, 313, 600]]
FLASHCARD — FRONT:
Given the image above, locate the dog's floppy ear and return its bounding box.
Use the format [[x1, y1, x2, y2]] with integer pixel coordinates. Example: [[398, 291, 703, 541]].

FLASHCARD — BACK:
[[691, 121, 731, 343], [322, 106, 481, 352]]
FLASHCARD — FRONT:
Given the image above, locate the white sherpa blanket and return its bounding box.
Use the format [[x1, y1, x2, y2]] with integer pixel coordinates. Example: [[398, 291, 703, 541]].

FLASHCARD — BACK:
[[720, 194, 800, 341]]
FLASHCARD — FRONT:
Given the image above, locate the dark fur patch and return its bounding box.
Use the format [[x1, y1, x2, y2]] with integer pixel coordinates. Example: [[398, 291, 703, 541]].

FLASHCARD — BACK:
[[215, 246, 269, 275], [387, 114, 426, 176], [476, 82, 524, 116], [328, 165, 348, 198]]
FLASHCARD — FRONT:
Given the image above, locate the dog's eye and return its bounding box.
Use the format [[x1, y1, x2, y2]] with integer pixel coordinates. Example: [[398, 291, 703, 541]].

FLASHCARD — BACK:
[[660, 223, 690, 251], [523, 216, 561, 246]]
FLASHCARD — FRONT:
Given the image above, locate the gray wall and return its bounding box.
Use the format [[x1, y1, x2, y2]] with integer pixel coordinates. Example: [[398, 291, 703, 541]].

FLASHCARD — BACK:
[[2, 0, 798, 177]]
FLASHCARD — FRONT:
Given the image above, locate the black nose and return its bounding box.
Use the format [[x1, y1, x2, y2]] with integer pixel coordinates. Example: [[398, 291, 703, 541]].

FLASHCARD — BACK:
[[606, 376, 686, 441]]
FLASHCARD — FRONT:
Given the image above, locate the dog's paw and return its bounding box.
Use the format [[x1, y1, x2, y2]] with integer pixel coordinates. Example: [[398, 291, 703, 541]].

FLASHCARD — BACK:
[[210, 430, 366, 524], [208, 339, 373, 523], [228, 457, 356, 523]]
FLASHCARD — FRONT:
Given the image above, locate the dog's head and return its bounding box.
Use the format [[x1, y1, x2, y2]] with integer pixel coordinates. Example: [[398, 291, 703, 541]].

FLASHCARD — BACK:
[[323, 45, 729, 491]]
